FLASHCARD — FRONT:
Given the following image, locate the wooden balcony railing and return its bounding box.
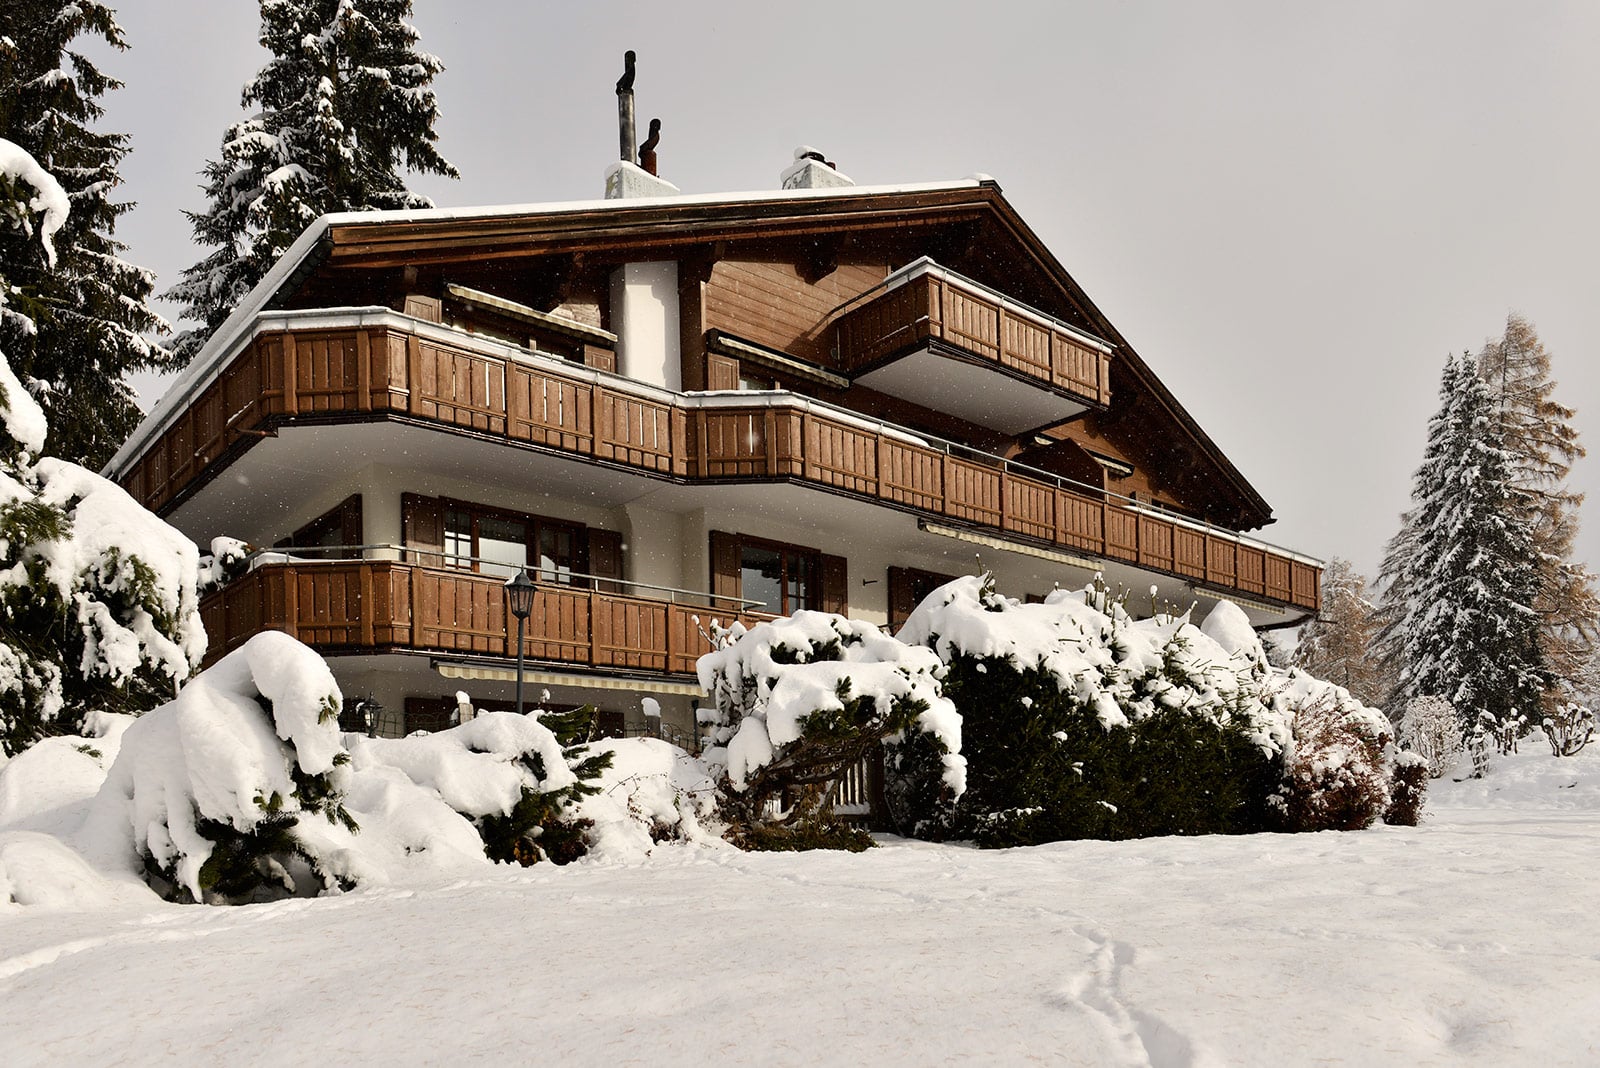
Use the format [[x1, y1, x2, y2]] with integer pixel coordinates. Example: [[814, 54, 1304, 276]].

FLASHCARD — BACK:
[[832, 259, 1113, 407], [199, 559, 773, 673], [123, 309, 1318, 613]]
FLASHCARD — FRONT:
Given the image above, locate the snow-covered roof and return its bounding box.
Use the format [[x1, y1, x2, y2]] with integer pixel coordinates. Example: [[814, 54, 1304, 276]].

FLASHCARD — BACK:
[[105, 179, 984, 478]]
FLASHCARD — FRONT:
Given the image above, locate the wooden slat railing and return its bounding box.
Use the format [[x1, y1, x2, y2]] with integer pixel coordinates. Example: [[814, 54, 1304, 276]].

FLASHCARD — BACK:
[[199, 560, 771, 672], [131, 312, 1319, 614], [832, 261, 1113, 407]]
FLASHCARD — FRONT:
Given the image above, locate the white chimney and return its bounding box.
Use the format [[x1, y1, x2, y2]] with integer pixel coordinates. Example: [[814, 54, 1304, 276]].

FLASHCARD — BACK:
[[781, 146, 854, 190]]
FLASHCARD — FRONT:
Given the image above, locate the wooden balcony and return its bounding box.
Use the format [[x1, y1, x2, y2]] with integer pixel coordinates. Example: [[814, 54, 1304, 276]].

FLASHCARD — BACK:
[[122, 309, 1318, 614], [200, 559, 771, 674], [832, 259, 1113, 428]]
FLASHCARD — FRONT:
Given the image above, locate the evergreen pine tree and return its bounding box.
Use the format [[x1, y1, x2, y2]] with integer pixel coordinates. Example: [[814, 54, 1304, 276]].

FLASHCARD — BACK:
[[1293, 558, 1387, 708], [1378, 354, 1548, 734], [167, 0, 457, 362], [0, 1, 172, 469], [1476, 313, 1599, 710]]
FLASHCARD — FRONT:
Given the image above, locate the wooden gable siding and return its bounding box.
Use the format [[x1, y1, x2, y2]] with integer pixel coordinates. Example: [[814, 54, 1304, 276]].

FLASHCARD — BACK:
[[702, 257, 887, 366]]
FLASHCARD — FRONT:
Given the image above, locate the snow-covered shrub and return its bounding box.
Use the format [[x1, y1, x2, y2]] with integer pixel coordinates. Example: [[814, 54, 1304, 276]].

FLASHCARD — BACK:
[[0, 145, 205, 755], [897, 577, 1287, 845], [197, 536, 252, 592], [1385, 751, 1428, 826], [82, 632, 353, 904], [348, 703, 610, 867], [574, 737, 723, 861], [698, 610, 962, 851], [1397, 695, 1463, 779], [1271, 688, 1394, 832], [1541, 702, 1593, 757]]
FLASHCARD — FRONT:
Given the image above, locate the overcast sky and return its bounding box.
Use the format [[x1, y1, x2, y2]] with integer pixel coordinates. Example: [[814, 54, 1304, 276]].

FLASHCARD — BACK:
[[97, 1, 1600, 582]]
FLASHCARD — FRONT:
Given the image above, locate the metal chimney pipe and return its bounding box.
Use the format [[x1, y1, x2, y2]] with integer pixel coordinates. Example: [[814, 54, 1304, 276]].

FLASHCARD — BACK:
[[616, 50, 637, 163]]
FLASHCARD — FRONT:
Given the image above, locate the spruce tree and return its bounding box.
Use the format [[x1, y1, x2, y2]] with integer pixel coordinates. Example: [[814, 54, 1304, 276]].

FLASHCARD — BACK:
[[1293, 558, 1388, 708], [167, 0, 457, 362], [0, 1, 172, 469], [1476, 314, 1599, 709], [0, 138, 205, 755], [1378, 354, 1548, 734]]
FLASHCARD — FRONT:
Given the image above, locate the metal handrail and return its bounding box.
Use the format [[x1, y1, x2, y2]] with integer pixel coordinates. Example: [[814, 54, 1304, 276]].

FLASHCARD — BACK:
[[223, 543, 768, 610]]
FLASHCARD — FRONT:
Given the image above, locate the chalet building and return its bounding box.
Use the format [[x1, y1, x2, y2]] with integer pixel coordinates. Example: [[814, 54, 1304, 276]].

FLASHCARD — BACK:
[[106, 152, 1321, 743]]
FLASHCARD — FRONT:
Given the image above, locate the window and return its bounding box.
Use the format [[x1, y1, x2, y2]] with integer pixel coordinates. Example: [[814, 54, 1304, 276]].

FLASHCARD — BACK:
[[277, 495, 362, 559], [442, 504, 583, 582], [710, 531, 845, 616], [738, 540, 818, 615], [888, 566, 957, 630]]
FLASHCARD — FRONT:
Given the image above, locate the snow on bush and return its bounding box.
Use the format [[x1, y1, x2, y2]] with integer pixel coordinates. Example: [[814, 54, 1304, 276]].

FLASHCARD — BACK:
[[698, 610, 962, 849], [347, 703, 608, 868], [893, 576, 1414, 842], [1397, 695, 1463, 779], [0, 443, 208, 751], [1541, 702, 1594, 758], [575, 737, 724, 862], [1385, 750, 1428, 826], [895, 577, 1293, 843], [1271, 685, 1394, 832], [80, 631, 354, 903]]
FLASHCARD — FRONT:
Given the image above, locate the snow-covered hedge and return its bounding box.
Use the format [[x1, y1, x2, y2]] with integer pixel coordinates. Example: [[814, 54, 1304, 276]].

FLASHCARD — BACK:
[[893, 576, 1415, 843], [894, 577, 1289, 843], [698, 611, 963, 849]]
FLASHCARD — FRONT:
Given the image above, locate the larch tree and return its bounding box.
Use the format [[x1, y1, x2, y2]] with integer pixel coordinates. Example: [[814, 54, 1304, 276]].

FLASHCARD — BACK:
[[166, 0, 456, 362], [1376, 353, 1548, 735], [0, 1, 173, 469], [1476, 313, 1599, 711], [1293, 558, 1387, 709]]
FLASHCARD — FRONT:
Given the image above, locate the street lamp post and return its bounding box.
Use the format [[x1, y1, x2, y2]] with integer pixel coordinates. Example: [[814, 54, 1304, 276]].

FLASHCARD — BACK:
[[504, 568, 536, 717]]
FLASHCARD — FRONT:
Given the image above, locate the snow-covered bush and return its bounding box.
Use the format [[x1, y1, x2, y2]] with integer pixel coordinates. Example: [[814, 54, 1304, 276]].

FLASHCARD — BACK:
[[77, 634, 624, 903], [575, 737, 724, 861], [0, 141, 205, 755], [1397, 695, 1463, 779], [82, 632, 354, 903], [1271, 689, 1393, 832], [897, 577, 1288, 845], [698, 611, 962, 851], [1541, 702, 1593, 758], [348, 703, 610, 867], [1385, 750, 1428, 826]]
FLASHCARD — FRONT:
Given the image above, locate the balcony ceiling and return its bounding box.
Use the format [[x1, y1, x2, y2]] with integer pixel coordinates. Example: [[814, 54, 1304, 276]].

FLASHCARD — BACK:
[[856, 347, 1090, 435]]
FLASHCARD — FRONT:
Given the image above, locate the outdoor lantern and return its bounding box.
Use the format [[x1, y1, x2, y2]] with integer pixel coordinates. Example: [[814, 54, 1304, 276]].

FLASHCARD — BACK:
[[504, 568, 537, 716], [505, 568, 536, 622]]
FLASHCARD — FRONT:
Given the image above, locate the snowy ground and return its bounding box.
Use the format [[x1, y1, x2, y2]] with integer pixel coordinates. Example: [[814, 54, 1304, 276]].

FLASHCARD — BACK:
[[3, 747, 1597, 1067]]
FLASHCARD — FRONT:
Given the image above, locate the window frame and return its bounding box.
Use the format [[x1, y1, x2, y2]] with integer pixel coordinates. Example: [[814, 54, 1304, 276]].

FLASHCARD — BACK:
[[439, 499, 588, 585], [733, 533, 823, 615]]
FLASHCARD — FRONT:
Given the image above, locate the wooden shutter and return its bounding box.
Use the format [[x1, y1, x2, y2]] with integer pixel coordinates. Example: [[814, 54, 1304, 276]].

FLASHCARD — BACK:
[[706, 352, 740, 391], [820, 553, 848, 616], [588, 527, 624, 594], [402, 295, 443, 322], [888, 567, 916, 631], [709, 530, 742, 610], [339, 495, 364, 548], [402, 493, 444, 564]]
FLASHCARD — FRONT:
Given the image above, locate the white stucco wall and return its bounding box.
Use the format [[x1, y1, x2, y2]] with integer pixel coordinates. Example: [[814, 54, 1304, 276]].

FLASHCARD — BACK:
[[609, 261, 681, 392]]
